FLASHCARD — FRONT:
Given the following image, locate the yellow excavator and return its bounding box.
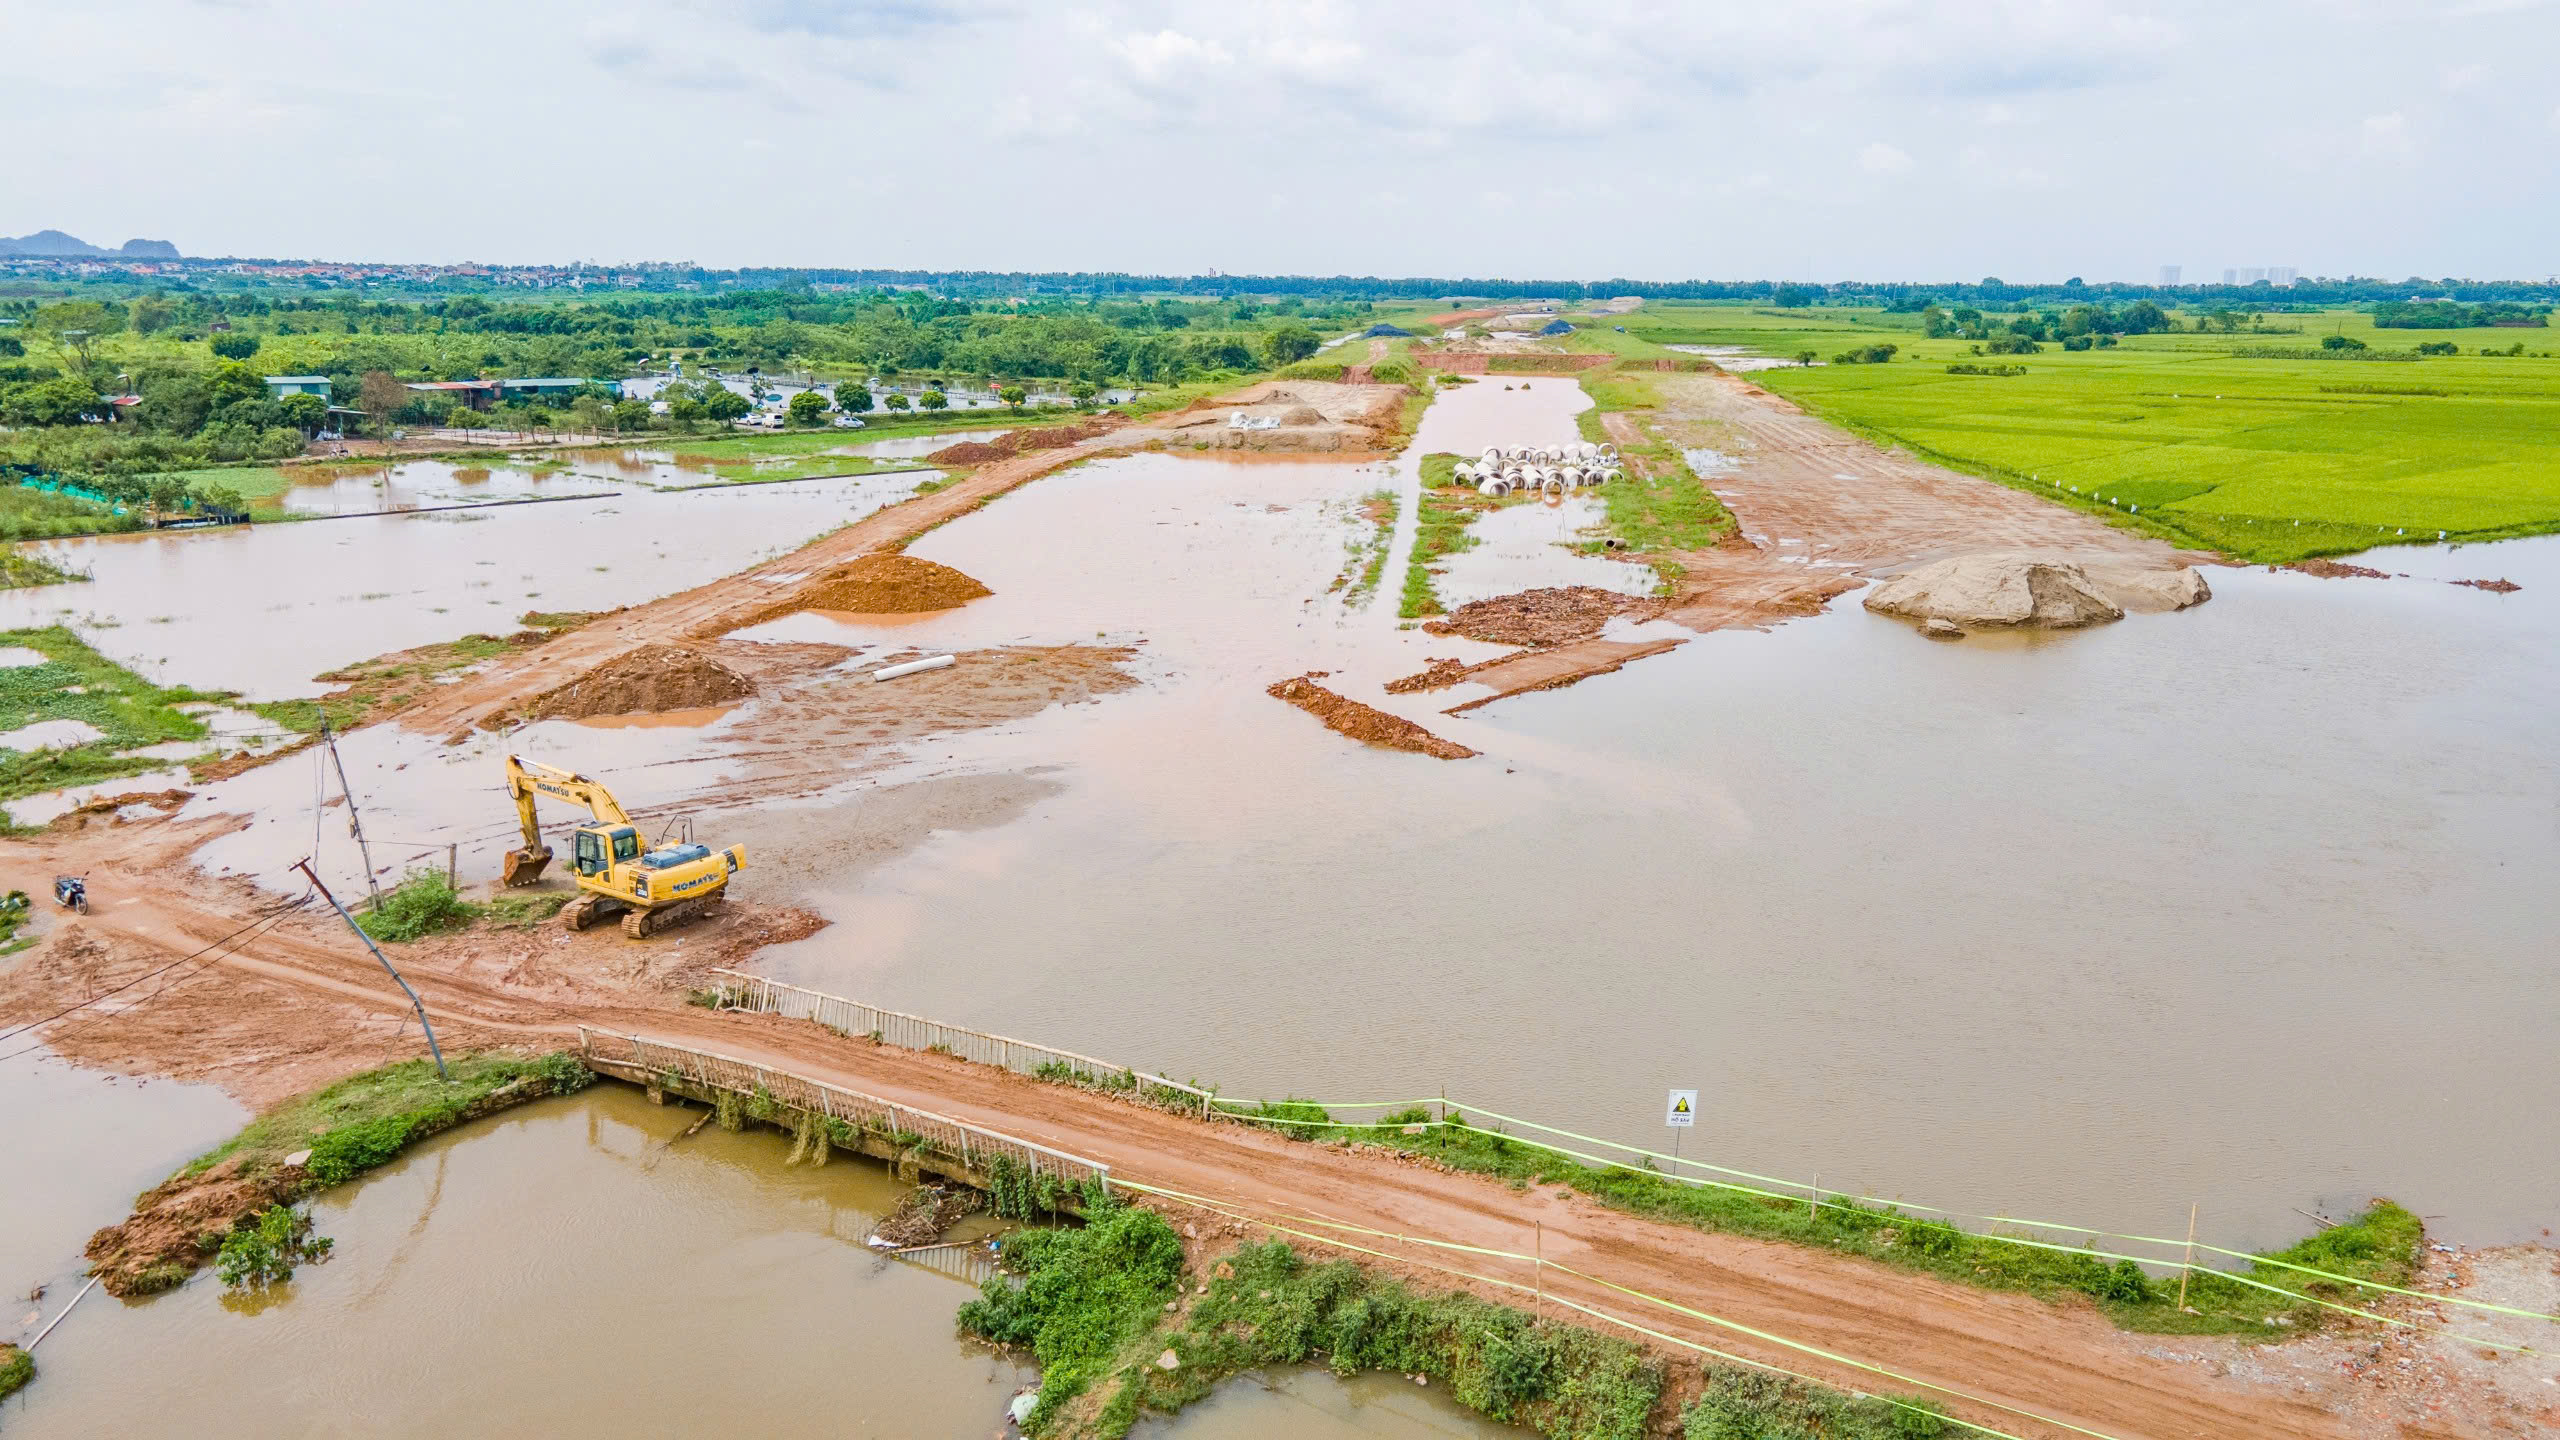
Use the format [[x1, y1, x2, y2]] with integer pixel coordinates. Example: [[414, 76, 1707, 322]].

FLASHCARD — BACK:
[[501, 755, 745, 938]]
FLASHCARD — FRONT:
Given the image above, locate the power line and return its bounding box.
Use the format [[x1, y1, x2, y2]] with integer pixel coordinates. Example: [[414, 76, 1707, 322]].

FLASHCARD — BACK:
[[0, 896, 309, 1047]]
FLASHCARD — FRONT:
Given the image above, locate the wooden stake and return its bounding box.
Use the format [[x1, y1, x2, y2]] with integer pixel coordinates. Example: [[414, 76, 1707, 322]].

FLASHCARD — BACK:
[[1534, 1220, 1543, 1322], [2177, 1203, 2198, 1310], [1809, 1172, 1819, 1222]]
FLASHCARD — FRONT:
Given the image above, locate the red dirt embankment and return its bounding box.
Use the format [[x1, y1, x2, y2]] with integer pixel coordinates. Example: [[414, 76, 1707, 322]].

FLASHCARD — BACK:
[[927, 419, 1117, 466], [1266, 673, 1477, 760], [1424, 587, 1662, 647]]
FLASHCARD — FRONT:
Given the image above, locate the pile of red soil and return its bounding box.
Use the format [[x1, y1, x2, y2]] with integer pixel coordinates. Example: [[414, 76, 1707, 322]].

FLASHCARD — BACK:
[[1267, 673, 1477, 760], [1423, 587, 1660, 647], [926, 420, 1116, 466], [521, 645, 754, 721], [729, 553, 992, 630], [2454, 577, 2522, 593]]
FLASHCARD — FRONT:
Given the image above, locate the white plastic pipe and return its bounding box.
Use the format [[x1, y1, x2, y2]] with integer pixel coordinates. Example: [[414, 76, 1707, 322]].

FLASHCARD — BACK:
[[872, 655, 956, 682]]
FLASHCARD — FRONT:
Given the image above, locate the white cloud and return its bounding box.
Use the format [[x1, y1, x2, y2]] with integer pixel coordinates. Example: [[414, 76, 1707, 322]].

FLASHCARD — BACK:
[[7, 0, 2557, 278], [2361, 111, 2414, 157], [1115, 29, 1231, 80]]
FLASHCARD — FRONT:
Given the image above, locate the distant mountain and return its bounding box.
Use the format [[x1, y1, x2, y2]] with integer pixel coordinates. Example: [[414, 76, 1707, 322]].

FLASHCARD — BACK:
[[0, 230, 180, 259]]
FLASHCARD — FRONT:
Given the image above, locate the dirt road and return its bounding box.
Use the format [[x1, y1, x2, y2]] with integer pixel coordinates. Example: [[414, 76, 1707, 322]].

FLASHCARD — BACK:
[[1454, 372, 2200, 709], [0, 829, 2374, 1440]]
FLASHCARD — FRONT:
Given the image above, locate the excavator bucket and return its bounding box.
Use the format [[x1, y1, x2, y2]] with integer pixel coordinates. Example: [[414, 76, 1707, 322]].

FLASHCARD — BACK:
[[501, 846, 551, 888]]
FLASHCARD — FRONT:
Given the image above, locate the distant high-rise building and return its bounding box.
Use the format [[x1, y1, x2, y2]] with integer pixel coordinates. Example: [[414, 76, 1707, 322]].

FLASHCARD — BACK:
[[2222, 268, 2240, 285], [2238, 267, 2269, 284], [2270, 266, 2297, 286], [2158, 265, 2182, 286]]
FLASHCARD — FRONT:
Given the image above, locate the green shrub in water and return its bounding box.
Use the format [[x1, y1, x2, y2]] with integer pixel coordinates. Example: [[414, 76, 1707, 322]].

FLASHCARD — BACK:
[[356, 869, 480, 943]]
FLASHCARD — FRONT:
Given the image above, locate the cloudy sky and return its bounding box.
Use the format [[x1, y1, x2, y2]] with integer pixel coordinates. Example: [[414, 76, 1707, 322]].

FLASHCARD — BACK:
[[12, 0, 2557, 281]]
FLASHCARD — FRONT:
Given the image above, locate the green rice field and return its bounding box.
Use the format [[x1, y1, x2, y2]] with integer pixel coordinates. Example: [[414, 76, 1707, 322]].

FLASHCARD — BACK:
[[1578, 303, 2560, 562]]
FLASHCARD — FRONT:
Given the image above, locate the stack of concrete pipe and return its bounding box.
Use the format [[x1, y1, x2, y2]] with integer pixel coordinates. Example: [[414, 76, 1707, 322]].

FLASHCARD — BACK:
[[1450, 443, 1622, 497]]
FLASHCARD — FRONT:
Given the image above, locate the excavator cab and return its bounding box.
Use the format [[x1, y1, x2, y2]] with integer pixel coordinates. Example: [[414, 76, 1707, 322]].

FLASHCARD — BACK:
[[572, 827, 639, 877]]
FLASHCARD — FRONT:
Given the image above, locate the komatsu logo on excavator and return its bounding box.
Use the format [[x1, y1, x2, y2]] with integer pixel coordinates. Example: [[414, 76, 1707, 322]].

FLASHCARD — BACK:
[[671, 873, 720, 894], [534, 779, 585, 802]]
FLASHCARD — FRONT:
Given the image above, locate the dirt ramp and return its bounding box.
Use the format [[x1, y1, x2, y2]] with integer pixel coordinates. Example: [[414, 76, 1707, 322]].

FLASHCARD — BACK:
[[1424, 587, 1660, 647], [1268, 674, 1477, 760], [520, 645, 754, 721], [727, 554, 992, 630], [927, 419, 1118, 467]]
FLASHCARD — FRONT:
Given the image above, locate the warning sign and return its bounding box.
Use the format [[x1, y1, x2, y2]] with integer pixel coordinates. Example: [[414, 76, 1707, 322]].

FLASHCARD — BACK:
[[1665, 1089, 1697, 1128]]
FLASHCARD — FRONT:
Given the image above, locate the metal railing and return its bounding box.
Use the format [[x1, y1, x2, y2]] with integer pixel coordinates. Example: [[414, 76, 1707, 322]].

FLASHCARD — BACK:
[[576, 1026, 1111, 1191], [706, 969, 1216, 1115]]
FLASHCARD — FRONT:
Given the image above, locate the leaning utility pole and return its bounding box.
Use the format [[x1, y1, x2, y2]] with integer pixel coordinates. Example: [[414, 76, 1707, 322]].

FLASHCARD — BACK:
[[293, 858, 446, 1079], [318, 716, 382, 909]]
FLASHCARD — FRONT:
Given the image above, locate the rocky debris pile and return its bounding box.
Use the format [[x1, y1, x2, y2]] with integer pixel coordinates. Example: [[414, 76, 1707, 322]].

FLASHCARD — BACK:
[[519, 645, 754, 721], [1267, 674, 1477, 760], [1423, 587, 1660, 647], [1865, 556, 2131, 630], [1384, 658, 1473, 694], [727, 554, 992, 629], [867, 1185, 980, 1249], [2287, 558, 2391, 580]]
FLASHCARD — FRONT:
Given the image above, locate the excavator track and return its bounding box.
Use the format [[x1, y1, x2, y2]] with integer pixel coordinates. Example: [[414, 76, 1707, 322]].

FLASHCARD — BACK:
[[622, 893, 723, 939], [559, 894, 609, 932]]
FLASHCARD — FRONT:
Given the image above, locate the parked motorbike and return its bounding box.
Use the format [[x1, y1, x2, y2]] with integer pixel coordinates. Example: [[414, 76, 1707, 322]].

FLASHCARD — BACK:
[[52, 875, 87, 914]]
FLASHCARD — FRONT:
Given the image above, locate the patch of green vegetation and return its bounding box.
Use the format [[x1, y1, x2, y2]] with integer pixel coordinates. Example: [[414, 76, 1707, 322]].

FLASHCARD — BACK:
[[1335, 489, 1397, 605], [1682, 1369, 1949, 1439], [0, 1342, 30, 1402], [357, 869, 481, 943], [1109, 1239, 1662, 1440], [0, 624, 230, 807], [1259, 1104, 2419, 1339], [250, 610, 592, 736], [483, 889, 570, 929], [1573, 371, 1734, 585], [0, 548, 88, 588], [1609, 301, 2560, 563], [957, 1200, 1187, 1432], [1401, 457, 1516, 618], [215, 1203, 334, 1289], [182, 1051, 593, 1186]]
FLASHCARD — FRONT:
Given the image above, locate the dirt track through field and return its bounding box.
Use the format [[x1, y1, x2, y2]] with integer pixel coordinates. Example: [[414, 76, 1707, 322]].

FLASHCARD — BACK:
[[1455, 373, 2197, 708], [0, 826, 2360, 1440]]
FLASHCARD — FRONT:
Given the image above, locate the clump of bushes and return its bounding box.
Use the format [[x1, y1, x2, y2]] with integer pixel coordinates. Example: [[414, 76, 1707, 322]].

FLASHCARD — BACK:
[[1829, 344, 1899, 365], [957, 1200, 1186, 1432], [215, 1204, 333, 1289], [357, 869, 480, 943], [1682, 1369, 1948, 1439]]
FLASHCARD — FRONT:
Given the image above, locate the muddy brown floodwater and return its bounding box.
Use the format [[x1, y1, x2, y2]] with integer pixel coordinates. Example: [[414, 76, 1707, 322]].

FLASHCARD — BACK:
[[4, 1087, 1517, 1440], [0, 472, 929, 698]]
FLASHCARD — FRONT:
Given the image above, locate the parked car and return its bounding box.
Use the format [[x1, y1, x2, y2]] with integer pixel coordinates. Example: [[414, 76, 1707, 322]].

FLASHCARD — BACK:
[[831, 415, 867, 429]]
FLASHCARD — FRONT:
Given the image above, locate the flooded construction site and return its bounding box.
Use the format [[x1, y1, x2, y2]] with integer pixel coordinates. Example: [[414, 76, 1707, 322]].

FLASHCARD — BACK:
[[4, 372, 2554, 1437]]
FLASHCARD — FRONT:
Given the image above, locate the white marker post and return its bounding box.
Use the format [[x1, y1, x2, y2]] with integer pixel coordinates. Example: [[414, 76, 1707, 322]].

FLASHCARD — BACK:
[[1664, 1089, 1696, 1177]]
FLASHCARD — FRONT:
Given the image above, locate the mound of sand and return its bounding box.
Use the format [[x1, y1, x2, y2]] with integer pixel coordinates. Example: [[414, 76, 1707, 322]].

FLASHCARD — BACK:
[[926, 441, 1010, 464], [1384, 658, 1472, 694], [521, 645, 754, 721], [1863, 556, 2123, 629], [1423, 587, 1660, 647], [728, 554, 992, 629], [1268, 673, 1477, 760]]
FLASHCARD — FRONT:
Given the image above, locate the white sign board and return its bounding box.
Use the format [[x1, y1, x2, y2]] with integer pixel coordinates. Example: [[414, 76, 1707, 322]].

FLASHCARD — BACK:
[[1665, 1089, 1697, 1128]]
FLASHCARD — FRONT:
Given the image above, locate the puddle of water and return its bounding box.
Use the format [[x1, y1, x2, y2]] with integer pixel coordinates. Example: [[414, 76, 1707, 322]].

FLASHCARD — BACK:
[[1432, 497, 1656, 607], [279, 459, 610, 516], [8, 765, 193, 827], [833, 427, 1012, 461], [1665, 344, 1815, 371], [744, 387, 2560, 1252], [0, 719, 106, 751], [0, 1045, 244, 1325], [0, 646, 51, 667], [0, 474, 927, 700], [1137, 1369, 1520, 1438]]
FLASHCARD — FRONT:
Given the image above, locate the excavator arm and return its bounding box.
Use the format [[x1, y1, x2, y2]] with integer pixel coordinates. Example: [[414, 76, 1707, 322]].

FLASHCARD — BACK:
[[501, 754, 636, 886]]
